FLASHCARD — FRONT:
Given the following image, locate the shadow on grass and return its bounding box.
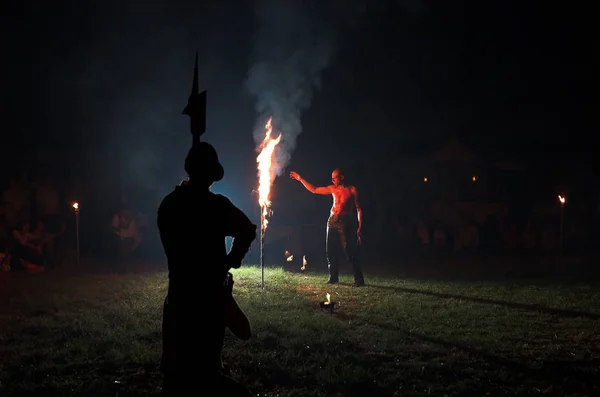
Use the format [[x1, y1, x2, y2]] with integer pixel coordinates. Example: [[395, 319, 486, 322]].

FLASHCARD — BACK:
[[368, 285, 600, 320], [371, 320, 599, 394], [233, 324, 395, 397]]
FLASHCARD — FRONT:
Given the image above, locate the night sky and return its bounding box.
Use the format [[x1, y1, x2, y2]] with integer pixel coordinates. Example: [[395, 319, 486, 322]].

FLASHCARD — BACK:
[[1, 1, 596, 219]]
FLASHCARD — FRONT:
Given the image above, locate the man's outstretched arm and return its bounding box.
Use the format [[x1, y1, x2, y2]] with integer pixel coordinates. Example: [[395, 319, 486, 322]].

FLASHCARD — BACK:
[[289, 171, 332, 195]]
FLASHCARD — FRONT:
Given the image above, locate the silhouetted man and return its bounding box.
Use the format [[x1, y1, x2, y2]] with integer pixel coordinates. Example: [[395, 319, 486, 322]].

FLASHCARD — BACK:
[[289, 168, 365, 286], [157, 142, 257, 396]]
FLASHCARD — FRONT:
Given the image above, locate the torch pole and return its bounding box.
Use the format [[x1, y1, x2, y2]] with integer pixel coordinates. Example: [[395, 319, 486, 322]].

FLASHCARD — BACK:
[[559, 204, 564, 257], [260, 211, 265, 289], [75, 211, 80, 267]]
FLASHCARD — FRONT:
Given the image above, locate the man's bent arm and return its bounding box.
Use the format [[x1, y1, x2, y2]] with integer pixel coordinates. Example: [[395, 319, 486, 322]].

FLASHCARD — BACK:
[[353, 186, 363, 231], [299, 177, 332, 195], [357, 206, 363, 231], [220, 196, 258, 267], [229, 220, 257, 267]]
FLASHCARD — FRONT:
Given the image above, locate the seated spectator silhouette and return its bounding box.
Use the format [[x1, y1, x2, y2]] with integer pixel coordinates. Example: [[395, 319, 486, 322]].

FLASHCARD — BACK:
[[11, 220, 45, 273], [111, 206, 142, 258], [34, 176, 61, 229], [31, 220, 58, 267], [34, 175, 65, 259], [2, 178, 29, 229], [0, 202, 10, 271], [157, 141, 257, 396]]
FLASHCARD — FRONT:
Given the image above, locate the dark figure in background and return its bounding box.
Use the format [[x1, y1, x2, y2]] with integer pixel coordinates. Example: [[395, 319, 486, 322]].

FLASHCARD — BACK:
[[290, 169, 365, 286], [111, 207, 142, 258], [31, 220, 57, 266], [157, 142, 257, 396]]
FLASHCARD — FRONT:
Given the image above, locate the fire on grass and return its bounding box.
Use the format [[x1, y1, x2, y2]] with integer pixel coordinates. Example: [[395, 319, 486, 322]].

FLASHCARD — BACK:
[[285, 250, 308, 271], [256, 117, 282, 287], [319, 292, 335, 313]]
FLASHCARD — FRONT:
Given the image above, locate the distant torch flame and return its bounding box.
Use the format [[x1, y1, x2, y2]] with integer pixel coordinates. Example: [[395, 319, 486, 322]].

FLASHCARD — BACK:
[[301, 255, 307, 271], [558, 195, 566, 205], [286, 255, 294, 262], [72, 202, 79, 210], [257, 117, 282, 231]]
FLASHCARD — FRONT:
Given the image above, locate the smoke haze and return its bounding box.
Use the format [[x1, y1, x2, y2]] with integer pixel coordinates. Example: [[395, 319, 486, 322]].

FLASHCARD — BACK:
[[245, 0, 367, 177]]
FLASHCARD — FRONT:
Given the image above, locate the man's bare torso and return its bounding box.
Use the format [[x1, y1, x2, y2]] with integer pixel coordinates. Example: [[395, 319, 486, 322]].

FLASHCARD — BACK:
[[330, 185, 356, 217]]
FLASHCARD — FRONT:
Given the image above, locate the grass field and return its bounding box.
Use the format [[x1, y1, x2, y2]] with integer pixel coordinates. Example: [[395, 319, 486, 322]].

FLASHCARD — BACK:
[[1, 264, 599, 396]]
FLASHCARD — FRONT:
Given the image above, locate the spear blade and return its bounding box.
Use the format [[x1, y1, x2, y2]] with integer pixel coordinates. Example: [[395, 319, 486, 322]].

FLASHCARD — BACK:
[[182, 52, 206, 144]]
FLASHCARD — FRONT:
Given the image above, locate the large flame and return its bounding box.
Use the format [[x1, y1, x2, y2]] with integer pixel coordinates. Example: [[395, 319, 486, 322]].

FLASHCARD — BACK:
[[257, 117, 282, 231]]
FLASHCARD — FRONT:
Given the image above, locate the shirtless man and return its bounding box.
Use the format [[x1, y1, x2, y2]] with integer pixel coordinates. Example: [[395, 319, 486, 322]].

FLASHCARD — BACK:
[[289, 169, 365, 286]]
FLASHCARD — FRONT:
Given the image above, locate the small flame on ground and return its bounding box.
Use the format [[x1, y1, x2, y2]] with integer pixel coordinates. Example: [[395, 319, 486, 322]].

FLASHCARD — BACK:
[[257, 117, 282, 231], [325, 293, 331, 304], [301, 255, 307, 271]]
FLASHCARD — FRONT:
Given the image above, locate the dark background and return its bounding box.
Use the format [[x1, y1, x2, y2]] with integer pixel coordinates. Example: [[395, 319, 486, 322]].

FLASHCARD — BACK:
[[1, 0, 596, 263]]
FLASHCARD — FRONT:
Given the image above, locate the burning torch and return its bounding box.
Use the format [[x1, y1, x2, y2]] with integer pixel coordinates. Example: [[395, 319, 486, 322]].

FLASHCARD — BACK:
[[256, 117, 282, 288]]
